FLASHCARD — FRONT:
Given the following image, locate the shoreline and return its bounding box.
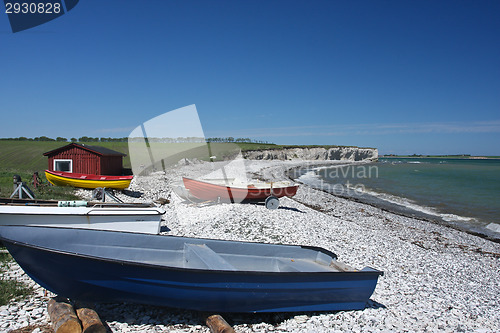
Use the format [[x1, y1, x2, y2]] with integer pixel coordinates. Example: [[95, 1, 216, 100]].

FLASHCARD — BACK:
[[286, 161, 500, 244], [294, 180, 500, 244], [1, 159, 499, 332]]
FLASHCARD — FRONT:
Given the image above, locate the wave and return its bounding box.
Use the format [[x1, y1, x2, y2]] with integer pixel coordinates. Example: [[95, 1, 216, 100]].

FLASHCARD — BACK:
[[309, 163, 355, 172], [297, 170, 439, 216], [297, 169, 439, 218], [441, 213, 475, 222], [296, 171, 324, 187], [350, 187, 481, 228], [296, 169, 491, 234], [360, 187, 448, 218]]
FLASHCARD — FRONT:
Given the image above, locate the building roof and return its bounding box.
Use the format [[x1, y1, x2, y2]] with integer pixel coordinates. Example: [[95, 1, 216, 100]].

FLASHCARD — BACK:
[[43, 143, 127, 157]]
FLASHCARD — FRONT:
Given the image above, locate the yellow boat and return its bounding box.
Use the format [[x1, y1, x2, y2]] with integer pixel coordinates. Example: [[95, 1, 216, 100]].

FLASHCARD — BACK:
[[45, 170, 133, 190]]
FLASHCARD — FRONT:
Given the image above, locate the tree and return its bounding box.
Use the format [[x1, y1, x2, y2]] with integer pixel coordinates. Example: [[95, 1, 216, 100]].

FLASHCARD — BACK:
[[34, 136, 55, 141]]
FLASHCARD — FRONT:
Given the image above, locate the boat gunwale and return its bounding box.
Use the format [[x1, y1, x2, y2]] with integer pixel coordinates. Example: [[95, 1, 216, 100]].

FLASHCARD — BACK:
[[0, 198, 155, 207], [183, 177, 299, 191], [0, 209, 165, 217], [45, 170, 134, 181], [0, 228, 383, 277]]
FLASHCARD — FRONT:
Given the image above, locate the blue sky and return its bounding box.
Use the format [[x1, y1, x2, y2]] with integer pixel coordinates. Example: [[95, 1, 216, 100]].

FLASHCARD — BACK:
[[1, 0, 499, 155]]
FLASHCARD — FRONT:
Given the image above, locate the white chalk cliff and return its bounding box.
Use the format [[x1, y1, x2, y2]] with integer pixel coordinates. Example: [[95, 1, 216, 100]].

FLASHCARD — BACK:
[[242, 147, 378, 161]]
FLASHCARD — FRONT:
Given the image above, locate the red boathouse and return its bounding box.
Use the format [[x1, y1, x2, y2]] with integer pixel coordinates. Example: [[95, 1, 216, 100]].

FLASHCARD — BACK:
[[43, 143, 126, 175]]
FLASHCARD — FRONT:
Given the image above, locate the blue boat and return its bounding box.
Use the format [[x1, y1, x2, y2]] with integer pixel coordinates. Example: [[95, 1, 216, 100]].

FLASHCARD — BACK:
[[0, 225, 383, 313]]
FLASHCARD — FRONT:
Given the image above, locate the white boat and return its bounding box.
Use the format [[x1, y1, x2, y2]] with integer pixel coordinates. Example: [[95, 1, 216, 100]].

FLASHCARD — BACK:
[[0, 202, 164, 234]]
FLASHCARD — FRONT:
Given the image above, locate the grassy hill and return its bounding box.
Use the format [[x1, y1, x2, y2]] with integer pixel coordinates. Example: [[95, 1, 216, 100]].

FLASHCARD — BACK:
[[0, 141, 129, 198], [0, 140, 373, 199], [0, 141, 130, 172], [0, 140, 376, 172], [0, 141, 284, 172]]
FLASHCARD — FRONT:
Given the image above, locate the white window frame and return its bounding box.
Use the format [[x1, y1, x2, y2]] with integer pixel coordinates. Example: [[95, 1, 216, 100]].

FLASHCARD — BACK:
[[53, 159, 73, 173]]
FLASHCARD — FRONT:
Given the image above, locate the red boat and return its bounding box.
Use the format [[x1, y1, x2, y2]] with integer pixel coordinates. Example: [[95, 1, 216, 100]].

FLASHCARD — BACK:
[[182, 177, 298, 208]]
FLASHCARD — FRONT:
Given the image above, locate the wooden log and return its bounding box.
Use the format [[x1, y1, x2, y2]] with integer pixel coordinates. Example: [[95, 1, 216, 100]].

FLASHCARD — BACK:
[[205, 314, 235, 333], [47, 298, 82, 333], [75, 308, 106, 333]]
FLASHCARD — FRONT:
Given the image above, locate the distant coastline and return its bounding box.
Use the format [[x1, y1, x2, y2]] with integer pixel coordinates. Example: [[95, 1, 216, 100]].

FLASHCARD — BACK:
[[382, 155, 500, 160]]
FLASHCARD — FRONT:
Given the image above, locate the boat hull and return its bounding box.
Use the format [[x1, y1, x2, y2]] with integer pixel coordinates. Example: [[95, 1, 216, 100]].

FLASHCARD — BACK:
[[183, 177, 299, 202], [0, 206, 163, 234], [0, 226, 382, 313], [45, 170, 133, 190]]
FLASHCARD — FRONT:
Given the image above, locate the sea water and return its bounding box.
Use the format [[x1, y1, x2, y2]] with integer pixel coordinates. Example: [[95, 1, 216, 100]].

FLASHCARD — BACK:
[[291, 158, 500, 241]]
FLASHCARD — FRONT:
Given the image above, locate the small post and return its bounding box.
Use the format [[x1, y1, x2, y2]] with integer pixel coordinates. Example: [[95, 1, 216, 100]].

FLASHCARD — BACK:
[[32, 171, 41, 189]]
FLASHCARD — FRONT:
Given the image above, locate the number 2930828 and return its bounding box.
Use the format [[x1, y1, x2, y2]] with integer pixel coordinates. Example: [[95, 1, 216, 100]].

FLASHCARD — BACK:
[[5, 2, 62, 14]]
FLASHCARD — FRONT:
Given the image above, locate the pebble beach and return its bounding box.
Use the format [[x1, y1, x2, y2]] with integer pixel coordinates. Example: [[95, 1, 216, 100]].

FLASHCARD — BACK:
[[1, 159, 499, 332]]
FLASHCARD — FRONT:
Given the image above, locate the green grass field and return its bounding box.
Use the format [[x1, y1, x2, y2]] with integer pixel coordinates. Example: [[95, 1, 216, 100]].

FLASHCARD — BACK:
[[0, 140, 373, 198], [0, 169, 80, 200], [0, 141, 129, 199], [0, 141, 130, 172], [0, 141, 275, 197], [0, 141, 283, 171]]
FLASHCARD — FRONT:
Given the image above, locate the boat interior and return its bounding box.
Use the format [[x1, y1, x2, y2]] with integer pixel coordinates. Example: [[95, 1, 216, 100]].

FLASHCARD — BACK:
[[0, 226, 357, 273]]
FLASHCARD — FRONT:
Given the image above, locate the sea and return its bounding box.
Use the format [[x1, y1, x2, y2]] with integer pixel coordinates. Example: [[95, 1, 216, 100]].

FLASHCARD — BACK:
[[290, 157, 500, 241]]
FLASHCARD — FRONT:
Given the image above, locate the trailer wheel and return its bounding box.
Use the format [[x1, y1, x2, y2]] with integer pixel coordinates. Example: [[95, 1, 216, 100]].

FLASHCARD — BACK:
[[265, 196, 280, 210]]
